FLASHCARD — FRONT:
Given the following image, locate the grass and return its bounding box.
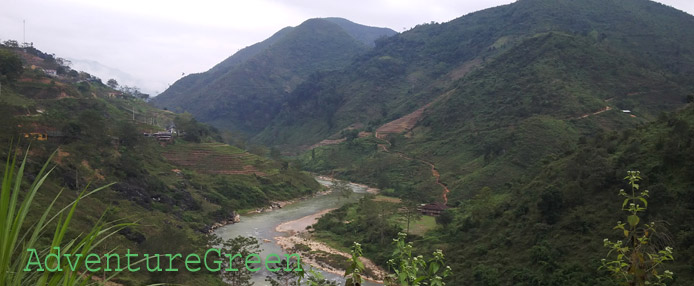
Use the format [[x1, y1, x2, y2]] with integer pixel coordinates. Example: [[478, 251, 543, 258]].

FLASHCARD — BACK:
[[0, 88, 35, 107], [159, 141, 276, 176], [402, 215, 436, 236], [0, 145, 129, 285], [312, 231, 353, 254], [372, 195, 402, 203]]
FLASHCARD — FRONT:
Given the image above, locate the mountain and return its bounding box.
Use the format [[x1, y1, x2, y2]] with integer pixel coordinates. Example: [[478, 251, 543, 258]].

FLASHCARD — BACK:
[[151, 18, 396, 135], [257, 0, 694, 150], [0, 45, 321, 285], [275, 0, 694, 283], [257, 0, 694, 192], [308, 100, 694, 285]]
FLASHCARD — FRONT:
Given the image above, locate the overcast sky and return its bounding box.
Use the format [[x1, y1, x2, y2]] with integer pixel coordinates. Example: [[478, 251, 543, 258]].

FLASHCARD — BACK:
[[1, 0, 693, 95]]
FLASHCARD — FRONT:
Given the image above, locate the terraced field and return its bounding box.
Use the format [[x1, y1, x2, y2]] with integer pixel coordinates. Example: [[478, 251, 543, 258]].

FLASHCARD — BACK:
[[161, 143, 268, 176]]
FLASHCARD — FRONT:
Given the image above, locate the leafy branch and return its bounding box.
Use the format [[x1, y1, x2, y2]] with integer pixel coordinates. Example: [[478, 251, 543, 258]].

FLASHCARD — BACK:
[[601, 171, 674, 286]]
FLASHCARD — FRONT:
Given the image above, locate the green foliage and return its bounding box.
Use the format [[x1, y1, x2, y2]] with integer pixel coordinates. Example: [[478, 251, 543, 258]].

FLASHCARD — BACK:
[[266, 260, 338, 286], [382, 233, 451, 286], [106, 78, 118, 89], [215, 236, 261, 286], [258, 0, 694, 153], [342, 129, 360, 143], [601, 171, 675, 285], [0, 43, 323, 284], [313, 197, 402, 266], [333, 180, 353, 200], [174, 112, 222, 143], [344, 242, 366, 286], [0, 147, 129, 285], [401, 200, 423, 234], [299, 137, 438, 201], [312, 105, 694, 285], [434, 210, 453, 227], [0, 49, 23, 82], [537, 187, 564, 224]]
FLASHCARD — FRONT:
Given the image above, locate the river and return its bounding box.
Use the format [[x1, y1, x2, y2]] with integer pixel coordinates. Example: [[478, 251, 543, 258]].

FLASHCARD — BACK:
[[214, 177, 383, 285]]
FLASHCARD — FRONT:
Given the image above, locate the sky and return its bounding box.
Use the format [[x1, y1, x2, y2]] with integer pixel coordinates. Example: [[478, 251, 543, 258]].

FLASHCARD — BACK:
[[1, 0, 693, 95]]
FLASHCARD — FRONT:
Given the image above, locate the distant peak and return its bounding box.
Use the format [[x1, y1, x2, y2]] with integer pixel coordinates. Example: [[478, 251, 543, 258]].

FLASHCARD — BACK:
[[297, 17, 396, 47]]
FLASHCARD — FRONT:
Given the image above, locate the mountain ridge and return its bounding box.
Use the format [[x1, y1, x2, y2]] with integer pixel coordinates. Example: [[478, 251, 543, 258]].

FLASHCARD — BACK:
[[255, 0, 694, 149], [151, 18, 396, 135]]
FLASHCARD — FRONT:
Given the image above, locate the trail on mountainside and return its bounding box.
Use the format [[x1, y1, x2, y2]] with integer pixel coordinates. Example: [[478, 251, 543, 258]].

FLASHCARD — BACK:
[[571, 106, 612, 120], [378, 144, 450, 204]]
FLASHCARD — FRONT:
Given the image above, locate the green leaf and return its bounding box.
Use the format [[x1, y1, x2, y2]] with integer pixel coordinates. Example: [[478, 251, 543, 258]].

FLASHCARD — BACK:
[[429, 262, 440, 275], [628, 215, 640, 227]]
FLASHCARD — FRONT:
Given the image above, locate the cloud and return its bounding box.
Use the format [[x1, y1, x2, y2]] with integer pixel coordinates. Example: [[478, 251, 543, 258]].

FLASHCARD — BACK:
[[1, 0, 692, 95]]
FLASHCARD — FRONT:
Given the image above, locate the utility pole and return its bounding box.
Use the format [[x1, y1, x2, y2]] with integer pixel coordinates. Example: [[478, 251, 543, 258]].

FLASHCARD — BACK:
[[23, 20, 26, 46], [131, 105, 135, 121]]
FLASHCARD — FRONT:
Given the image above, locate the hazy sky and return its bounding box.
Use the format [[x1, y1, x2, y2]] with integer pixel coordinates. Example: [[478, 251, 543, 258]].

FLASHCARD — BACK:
[[1, 0, 693, 95]]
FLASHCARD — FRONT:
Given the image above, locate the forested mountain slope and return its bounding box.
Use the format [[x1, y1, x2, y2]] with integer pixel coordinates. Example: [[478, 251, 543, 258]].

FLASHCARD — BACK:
[[256, 0, 694, 150], [0, 45, 321, 285], [151, 18, 396, 135]]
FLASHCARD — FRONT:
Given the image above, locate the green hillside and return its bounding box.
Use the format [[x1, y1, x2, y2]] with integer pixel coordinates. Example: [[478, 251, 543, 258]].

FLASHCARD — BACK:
[[151, 18, 396, 135], [5, 0, 692, 284], [249, 1, 694, 284], [311, 102, 694, 285], [256, 0, 694, 150], [0, 45, 321, 285], [415, 103, 694, 285]]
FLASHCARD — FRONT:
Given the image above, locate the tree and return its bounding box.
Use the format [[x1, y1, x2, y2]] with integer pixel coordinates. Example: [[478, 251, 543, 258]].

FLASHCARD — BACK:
[[174, 113, 218, 143], [210, 236, 261, 286], [0, 49, 23, 82], [2, 40, 18, 48], [342, 129, 359, 143], [0, 105, 19, 140], [537, 187, 563, 224], [601, 171, 675, 286], [435, 209, 454, 227], [117, 121, 141, 147], [333, 180, 353, 200], [360, 199, 399, 244], [265, 259, 299, 286], [107, 78, 119, 89], [400, 200, 422, 234], [270, 147, 282, 160]]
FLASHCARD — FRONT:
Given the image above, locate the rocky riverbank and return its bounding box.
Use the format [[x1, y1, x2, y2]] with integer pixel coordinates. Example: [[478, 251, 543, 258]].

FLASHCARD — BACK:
[[274, 211, 386, 283], [206, 212, 241, 233], [209, 183, 334, 233], [247, 189, 333, 214]]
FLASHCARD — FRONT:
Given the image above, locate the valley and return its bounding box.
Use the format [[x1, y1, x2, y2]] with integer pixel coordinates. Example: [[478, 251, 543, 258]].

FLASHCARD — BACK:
[[3, 0, 694, 285]]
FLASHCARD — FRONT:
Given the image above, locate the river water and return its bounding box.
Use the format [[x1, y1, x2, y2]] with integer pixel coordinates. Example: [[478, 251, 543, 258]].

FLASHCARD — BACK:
[[214, 177, 382, 285]]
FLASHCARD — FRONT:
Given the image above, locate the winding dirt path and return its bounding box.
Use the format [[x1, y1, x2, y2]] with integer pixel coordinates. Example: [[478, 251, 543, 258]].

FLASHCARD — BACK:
[[573, 106, 612, 120], [378, 143, 450, 204]]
